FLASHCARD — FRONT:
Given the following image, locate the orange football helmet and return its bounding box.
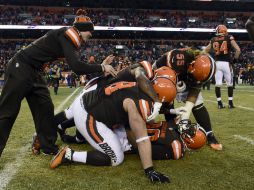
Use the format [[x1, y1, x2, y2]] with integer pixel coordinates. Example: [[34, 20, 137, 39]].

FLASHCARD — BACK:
[[152, 77, 176, 103], [152, 67, 177, 103], [215, 25, 228, 36], [154, 66, 177, 84], [178, 120, 206, 150], [184, 127, 207, 150], [187, 54, 216, 83]]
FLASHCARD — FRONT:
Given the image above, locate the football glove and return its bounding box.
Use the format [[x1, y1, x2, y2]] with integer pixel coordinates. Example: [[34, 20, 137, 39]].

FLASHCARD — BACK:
[[145, 167, 170, 183], [147, 102, 162, 122], [169, 106, 187, 116], [180, 101, 194, 121]]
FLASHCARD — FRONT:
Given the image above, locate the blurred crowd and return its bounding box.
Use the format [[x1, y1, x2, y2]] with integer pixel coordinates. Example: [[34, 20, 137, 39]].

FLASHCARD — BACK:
[[0, 39, 253, 85], [0, 6, 251, 29]]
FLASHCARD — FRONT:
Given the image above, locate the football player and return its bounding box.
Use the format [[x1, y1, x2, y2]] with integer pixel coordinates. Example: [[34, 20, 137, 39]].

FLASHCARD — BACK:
[[50, 68, 177, 183], [123, 118, 207, 161], [152, 48, 222, 151], [246, 14, 254, 43], [205, 25, 241, 109], [53, 61, 172, 143]]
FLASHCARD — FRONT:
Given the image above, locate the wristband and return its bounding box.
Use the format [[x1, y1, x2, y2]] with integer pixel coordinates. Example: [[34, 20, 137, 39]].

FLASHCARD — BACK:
[[136, 136, 150, 143]]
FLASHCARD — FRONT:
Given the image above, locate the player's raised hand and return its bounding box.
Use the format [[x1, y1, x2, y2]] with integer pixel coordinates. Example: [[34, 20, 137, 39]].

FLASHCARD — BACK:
[[102, 54, 115, 65]]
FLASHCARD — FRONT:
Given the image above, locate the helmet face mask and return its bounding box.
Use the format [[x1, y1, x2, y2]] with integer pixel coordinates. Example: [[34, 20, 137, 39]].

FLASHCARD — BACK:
[[180, 121, 207, 150]]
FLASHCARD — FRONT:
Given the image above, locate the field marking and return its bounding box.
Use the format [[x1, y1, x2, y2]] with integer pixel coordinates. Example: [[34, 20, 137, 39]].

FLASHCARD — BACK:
[[0, 87, 80, 190], [233, 135, 254, 145], [0, 144, 30, 190], [220, 89, 254, 93], [55, 87, 80, 114], [205, 99, 254, 112]]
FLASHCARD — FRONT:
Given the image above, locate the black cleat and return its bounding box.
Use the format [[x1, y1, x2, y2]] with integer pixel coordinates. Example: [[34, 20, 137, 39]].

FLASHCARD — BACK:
[[228, 104, 235, 109], [61, 134, 87, 144], [218, 104, 225, 109], [57, 125, 66, 139]]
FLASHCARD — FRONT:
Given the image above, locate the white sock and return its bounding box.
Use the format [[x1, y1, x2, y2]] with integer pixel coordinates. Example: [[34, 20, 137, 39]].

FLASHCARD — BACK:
[[72, 151, 87, 163]]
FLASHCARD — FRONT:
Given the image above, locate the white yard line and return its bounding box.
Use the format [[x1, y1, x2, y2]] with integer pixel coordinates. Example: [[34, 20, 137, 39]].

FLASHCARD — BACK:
[[0, 87, 80, 190], [233, 135, 254, 146], [54, 87, 80, 114], [220, 88, 254, 93], [205, 99, 254, 112]]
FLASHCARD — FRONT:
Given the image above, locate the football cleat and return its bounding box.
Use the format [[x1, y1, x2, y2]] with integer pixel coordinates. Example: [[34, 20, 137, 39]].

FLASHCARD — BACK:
[[228, 104, 235, 109], [50, 146, 73, 169], [61, 134, 87, 144], [218, 103, 225, 109], [207, 133, 223, 151], [57, 125, 66, 138], [32, 133, 41, 155]]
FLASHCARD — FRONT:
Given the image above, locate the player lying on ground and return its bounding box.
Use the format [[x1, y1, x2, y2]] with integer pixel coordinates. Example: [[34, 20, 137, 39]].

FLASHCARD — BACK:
[[114, 115, 207, 161], [50, 68, 177, 183], [53, 101, 207, 160], [153, 48, 222, 151]]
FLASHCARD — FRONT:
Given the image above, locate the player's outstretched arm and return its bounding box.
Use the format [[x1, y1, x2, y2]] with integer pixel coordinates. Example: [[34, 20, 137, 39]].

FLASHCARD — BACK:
[[123, 98, 170, 183], [132, 66, 162, 122]]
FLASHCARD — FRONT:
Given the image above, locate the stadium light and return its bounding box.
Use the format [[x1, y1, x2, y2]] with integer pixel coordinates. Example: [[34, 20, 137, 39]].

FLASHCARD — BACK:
[[0, 25, 247, 33]]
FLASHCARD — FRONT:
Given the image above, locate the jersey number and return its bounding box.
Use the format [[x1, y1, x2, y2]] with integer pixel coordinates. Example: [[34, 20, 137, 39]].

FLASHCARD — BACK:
[[213, 41, 228, 55], [147, 122, 167, 141], [176, 53, 185, 66], [104, 81, 136, 95]]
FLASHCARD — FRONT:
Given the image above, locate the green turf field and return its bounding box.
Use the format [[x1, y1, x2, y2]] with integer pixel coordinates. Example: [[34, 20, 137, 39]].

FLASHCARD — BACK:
[[0, 86, 254, 190]]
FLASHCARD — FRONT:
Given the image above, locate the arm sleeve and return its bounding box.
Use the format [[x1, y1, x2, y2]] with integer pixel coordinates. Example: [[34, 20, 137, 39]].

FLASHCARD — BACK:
[[59, 34, 102, 75]]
